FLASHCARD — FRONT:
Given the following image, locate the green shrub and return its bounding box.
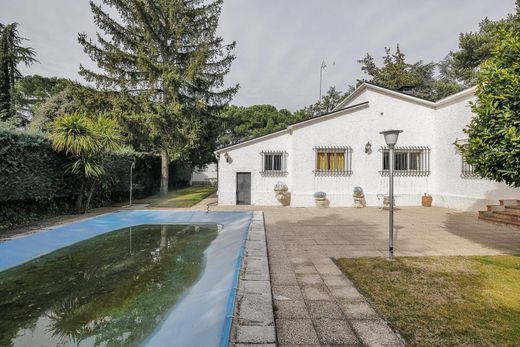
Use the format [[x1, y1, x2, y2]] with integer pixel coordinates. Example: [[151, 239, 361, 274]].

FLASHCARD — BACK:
[[463, 10, 520, 186], [0, 128, 189, 230]]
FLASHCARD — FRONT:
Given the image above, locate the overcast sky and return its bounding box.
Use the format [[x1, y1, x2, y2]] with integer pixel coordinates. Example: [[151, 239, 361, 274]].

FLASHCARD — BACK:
[[1, 0, 516, 110]]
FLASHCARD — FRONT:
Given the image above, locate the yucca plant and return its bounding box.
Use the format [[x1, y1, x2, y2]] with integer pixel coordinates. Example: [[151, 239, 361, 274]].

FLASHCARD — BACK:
[[51, 112, 122, 213]]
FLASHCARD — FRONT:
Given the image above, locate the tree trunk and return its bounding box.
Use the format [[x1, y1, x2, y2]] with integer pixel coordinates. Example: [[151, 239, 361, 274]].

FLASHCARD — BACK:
[[160, 225, 168, 250], [76, 181, 85, 214], [160, 149, 169, 196], [85, 181, 97, 213]]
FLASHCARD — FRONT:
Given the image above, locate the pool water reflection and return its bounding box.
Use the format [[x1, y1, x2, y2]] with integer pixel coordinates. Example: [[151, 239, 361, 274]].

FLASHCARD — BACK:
[[0, 223, 218, 347]]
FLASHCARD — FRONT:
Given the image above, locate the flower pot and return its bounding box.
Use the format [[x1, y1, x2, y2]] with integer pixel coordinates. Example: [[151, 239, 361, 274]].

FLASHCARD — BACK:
[[422, 194, 432, 207], [315, 198, 328, 208]]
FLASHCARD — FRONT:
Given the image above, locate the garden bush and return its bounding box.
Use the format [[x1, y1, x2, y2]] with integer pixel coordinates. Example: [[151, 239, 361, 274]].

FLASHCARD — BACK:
[[0, 128, 189, 230]]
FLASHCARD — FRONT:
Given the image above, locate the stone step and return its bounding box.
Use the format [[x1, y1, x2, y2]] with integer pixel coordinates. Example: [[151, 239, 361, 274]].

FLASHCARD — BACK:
[[479, 210, 520, 226], [487, 205, 505, 212], [505, 205, 520, 211], [501, 207, 520, 216], [494, 211, 520, 221], [499, 199, 520, 206], [478, 214, 520, 227]]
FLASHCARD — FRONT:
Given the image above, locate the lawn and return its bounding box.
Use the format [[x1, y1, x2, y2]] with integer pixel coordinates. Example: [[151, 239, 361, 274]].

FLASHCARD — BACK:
[[335, 255, 520, 346], [139, 186, 217, 208]]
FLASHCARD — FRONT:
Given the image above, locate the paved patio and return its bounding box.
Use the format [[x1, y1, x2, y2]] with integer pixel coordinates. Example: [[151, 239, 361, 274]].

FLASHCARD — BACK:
[[214, 205, 520, 346]]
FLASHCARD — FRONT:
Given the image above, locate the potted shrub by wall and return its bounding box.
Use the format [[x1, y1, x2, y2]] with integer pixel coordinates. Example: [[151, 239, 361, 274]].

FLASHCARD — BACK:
[[314, 192, 328, 208], [422, 193, 433, 207]]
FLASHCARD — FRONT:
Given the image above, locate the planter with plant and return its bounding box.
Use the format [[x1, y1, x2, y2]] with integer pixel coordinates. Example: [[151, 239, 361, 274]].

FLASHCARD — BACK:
[[313, 191, 328, 208]]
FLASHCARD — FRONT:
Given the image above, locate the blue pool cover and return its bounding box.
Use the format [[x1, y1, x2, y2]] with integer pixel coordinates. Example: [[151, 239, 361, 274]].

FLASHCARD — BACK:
[[0, 210, 253, 347]]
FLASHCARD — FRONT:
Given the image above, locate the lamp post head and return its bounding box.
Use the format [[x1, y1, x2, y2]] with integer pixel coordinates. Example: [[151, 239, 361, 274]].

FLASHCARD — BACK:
[[380, 129, 403, 147]]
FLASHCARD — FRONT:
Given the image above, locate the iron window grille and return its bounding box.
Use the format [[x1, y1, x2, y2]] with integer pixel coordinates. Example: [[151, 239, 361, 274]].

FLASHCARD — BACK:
[[260, 150, 288, 176], [459, 146, 478, 178], [379, 146, 430, 176], [313, 146, 353, 176], [461, 158, 477, 178]]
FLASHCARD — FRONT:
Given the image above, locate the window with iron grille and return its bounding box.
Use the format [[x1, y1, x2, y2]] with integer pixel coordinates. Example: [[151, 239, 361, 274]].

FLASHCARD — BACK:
[[313, 146, 353, 176], [460, 147, 478, 178], [379, 146, 430, 176], [260, 151, 287, 176]]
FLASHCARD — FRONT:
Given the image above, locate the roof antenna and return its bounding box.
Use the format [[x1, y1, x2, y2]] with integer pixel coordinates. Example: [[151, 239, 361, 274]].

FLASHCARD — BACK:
[[319, 60, 327, 102]]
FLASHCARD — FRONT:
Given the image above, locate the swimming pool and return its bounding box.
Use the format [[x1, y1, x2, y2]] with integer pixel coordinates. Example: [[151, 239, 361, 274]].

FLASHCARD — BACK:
[[0, 210, 253, 347]]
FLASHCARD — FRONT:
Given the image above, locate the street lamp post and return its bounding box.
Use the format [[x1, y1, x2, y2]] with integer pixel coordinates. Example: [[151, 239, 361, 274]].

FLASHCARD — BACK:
[[380, 129, 403, 261]]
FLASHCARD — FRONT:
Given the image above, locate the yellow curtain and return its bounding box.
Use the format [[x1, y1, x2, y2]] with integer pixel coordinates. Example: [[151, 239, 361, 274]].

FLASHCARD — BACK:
[[336, 152, 345, 170], [317, 151, 345, 170], [328, 153, 335, 170], [317, 152, 326, 169]]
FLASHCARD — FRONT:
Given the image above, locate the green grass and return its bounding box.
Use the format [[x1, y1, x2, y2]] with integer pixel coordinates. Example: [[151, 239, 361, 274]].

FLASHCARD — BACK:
[[336, 255, 520, 346], [139, 186, 216, 208]]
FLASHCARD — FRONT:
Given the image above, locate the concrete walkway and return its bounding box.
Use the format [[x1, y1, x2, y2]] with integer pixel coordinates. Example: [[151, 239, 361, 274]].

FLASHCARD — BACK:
[[214, 205, 520, 346]]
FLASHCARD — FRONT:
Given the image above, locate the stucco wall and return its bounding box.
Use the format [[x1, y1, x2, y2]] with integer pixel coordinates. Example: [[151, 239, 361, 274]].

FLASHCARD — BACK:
[[289, 92, 436, 207], [217, 132, 292, 205], [216, 88, 519, 210], [432, 96, 519, 210]]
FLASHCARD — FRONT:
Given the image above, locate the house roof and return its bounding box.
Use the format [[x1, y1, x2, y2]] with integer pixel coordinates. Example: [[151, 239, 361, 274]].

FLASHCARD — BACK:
[[333, 82, 476, 111], [215, 82, 476, 154]]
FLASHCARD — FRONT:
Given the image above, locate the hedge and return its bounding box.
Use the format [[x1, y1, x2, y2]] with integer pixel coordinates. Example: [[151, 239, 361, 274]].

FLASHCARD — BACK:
[[0, 128, 190, 230]]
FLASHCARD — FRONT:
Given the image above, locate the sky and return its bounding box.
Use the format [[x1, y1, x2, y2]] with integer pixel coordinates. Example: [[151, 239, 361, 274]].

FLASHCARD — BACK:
[[1, 0, 516, 111]]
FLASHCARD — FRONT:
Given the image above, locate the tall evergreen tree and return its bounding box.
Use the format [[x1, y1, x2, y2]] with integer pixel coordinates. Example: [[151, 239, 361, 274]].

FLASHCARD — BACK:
[[78, 0, 237, 195], [443, 15, 516, 86], [358, 45, 462, 101], [0, 23, 37, 123]]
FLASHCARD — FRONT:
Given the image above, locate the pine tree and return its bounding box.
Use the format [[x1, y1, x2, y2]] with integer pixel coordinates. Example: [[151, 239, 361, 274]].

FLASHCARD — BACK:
[[358, 44, 462, 101], [78, 0, 238, 195], [0, 23, 37, 122]]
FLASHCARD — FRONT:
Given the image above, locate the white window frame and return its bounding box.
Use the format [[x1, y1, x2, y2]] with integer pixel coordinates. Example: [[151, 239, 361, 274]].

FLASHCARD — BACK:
[[260, 151, 287, 176]]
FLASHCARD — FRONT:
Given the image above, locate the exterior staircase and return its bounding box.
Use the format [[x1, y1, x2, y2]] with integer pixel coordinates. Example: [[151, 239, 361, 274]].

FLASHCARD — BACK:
[[479, 199, 520, 227]]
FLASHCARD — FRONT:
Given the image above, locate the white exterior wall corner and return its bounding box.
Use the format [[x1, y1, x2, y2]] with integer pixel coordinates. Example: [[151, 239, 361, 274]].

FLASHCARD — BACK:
[[432, 93, 519, 210], [217, 131, 292, 205]]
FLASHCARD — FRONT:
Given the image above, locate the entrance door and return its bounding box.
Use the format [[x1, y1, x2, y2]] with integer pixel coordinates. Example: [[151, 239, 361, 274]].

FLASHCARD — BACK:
[[236, 172, 251, 205]]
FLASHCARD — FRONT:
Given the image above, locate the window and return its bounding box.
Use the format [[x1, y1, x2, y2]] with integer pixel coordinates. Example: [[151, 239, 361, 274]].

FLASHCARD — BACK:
[[459, 146, 477, 178], [264, 153, 282, 171], [314, 146, 352, 176], [260, 151, 287, 176], [461, 158, 476, 178], [380, 146, 430, 176]]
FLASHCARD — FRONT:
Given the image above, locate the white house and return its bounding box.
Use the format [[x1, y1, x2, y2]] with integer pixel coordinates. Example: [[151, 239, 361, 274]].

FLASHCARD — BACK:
[[214, 83, 519, 210]]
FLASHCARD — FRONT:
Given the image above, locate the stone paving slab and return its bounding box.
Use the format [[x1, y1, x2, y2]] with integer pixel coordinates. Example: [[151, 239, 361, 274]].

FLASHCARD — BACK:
[[339, 299, 380, 320], [275, 319, 320, 345], [351, 319, 404, 347], [274, 300, 309, 319], [306, 301, 344, 319], [236, 325, 276, 344], [272, 285, 304, 301], [314, 318, 359, 345]]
